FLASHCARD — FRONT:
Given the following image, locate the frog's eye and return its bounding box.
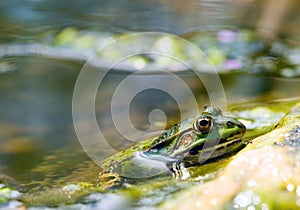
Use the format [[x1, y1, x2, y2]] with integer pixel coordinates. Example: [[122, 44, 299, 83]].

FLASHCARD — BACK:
[[193, 116, 213, 134]]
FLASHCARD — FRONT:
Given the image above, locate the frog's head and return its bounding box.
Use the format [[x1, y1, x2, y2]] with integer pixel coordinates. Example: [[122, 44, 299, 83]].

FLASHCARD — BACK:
[[194, 106, 246, 144], [146, 106, 246, 164]]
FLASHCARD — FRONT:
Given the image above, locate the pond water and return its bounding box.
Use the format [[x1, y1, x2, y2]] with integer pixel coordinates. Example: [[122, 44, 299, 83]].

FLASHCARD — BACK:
[[1, 0, 300, 209], [0, 55, 299, 202]]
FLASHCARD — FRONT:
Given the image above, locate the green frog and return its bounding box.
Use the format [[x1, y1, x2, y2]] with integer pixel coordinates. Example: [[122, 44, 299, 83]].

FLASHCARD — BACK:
[[97, 106, 246, 190]]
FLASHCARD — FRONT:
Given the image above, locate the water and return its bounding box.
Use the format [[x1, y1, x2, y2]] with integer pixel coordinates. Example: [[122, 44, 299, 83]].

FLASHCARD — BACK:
[[0, 58, 82, 187], [0, 0, 300, 208], [0, 55, 299, 193]]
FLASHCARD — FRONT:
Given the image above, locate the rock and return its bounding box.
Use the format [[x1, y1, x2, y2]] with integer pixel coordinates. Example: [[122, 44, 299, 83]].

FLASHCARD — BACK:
[[27, 193, 129, 210], [161, 102, 300, 210], [0, 183, 24, 210]]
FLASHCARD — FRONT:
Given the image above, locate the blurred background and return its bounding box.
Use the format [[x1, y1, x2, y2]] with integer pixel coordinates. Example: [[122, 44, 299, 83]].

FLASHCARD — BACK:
[[1, 0, 300, 41], [0, 0, 300, 192]]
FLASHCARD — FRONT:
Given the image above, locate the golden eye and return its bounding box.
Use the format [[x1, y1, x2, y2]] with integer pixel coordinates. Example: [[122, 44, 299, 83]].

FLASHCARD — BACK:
[[193, 116, 212, 134]]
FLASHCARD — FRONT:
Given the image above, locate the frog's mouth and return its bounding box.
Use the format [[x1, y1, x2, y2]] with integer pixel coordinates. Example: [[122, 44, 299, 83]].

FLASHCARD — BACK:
[[170, 137, 245, 167], [188, 137, 244, 155], [171, 132, 245, 160]]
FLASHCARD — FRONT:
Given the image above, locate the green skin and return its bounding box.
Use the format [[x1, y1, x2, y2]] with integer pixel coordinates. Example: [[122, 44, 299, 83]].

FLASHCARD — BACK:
[[97, 107, 246, 189]]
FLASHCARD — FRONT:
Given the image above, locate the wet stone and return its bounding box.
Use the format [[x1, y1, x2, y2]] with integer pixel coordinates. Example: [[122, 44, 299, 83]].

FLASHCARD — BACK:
[[82, 193, 129, 210], [0, 200, 23, 210], [277, 126, 300, 147]]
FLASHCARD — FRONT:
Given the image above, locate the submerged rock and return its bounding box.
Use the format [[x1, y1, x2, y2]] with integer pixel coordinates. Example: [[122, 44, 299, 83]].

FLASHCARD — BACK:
[[161, 102, 300, 210]]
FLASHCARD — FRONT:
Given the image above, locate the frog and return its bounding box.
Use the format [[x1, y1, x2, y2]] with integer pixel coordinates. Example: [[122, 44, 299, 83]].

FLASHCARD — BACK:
[[97, 106, 246, 190]]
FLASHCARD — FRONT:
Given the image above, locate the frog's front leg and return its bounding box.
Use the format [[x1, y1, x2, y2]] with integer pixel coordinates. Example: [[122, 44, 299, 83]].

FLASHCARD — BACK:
[[96, 170, 122, 190], [170, 161, 191, 180]]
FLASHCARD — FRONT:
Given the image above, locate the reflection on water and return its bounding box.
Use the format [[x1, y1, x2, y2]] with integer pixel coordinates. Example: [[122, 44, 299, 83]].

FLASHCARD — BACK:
[[0, 1, 300, 207], [0, 58, 81, 187]]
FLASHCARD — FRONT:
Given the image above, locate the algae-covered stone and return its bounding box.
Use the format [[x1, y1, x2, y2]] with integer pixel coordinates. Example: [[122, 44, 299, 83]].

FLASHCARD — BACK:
[[20, 183, 91, 207], [161, 102, 300, 210]]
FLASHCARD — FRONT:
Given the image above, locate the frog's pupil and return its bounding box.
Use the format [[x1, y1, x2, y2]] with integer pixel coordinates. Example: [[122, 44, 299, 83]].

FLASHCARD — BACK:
[[200, 120, 208, 127]]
